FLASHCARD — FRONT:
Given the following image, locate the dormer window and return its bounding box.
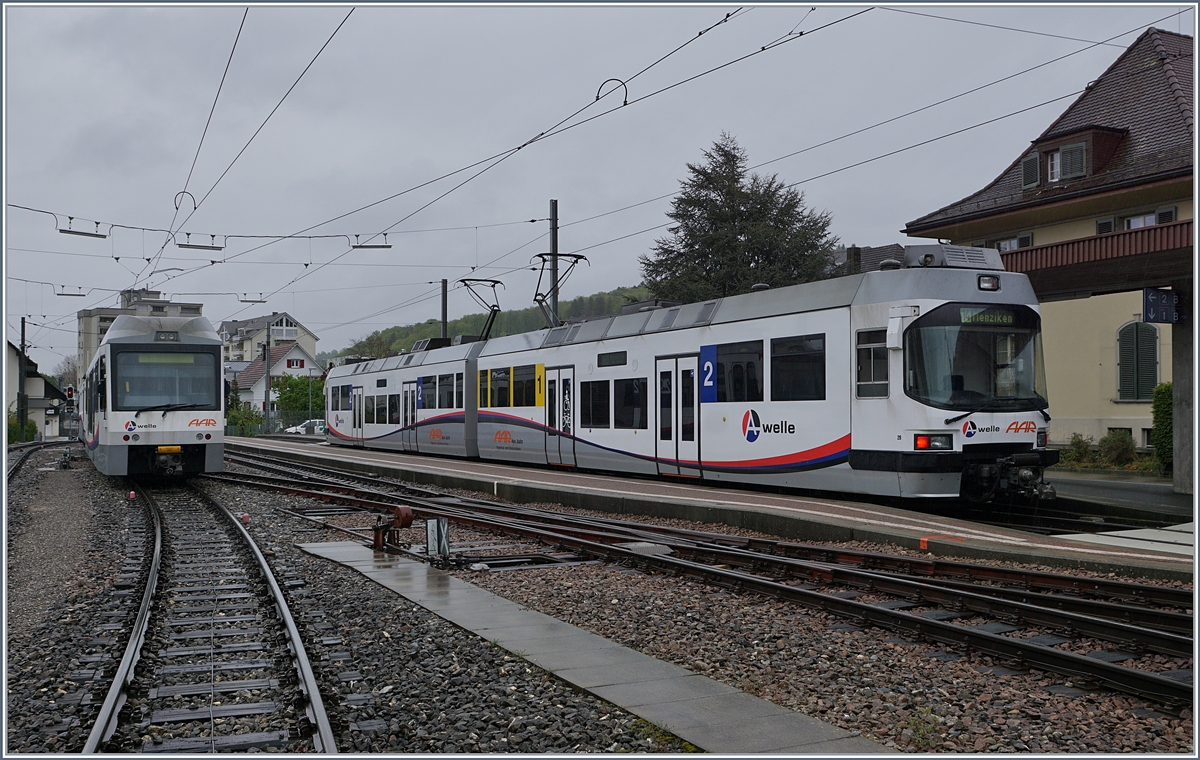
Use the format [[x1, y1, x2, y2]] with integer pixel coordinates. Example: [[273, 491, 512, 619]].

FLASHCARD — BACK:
[[1047, 151, 1061, 182], [1047, 143, 1085, 183]]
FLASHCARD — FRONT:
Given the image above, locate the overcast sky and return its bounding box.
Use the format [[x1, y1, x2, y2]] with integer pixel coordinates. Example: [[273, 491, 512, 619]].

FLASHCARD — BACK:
[[5, 3, 1195, 373]]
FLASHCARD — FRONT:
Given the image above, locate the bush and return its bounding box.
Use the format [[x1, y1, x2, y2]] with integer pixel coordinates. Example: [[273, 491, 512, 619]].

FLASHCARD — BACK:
[[1151, 382, 1173, 475], [6, 413, 37, 444], [1060, 432, 1094, 464], [1098, 428, 1136, 467]]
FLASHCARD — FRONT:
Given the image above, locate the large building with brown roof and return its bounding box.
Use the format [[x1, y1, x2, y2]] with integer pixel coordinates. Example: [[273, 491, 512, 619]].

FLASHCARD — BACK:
[[904, 28, 1193, 493]]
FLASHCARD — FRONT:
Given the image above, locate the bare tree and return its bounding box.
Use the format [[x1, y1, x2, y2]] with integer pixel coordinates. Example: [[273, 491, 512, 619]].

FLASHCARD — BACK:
[[54, 356, 78, 388]]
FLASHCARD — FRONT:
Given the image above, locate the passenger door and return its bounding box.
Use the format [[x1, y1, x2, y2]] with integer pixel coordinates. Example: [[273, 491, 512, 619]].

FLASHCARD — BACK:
[[655, 356, 700, 477], [351, 386, 364, 446], [402, 380, 418, 451], [544, 366, 576, 466]]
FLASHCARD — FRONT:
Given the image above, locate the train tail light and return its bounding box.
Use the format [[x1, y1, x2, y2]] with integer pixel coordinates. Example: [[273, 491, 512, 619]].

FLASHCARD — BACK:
[[915, 434, 952, 450]]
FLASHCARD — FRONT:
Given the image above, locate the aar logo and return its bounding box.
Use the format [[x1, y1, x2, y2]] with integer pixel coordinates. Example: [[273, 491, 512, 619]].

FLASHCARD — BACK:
[[494, 430, 512, 444], [429, 428, 444, 440], [741, 410, 762, 443], [125, 420, 137, 432]]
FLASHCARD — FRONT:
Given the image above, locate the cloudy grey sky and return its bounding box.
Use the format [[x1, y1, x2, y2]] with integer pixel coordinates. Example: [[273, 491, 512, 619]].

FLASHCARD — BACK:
[[5, 3, 1195, 372]]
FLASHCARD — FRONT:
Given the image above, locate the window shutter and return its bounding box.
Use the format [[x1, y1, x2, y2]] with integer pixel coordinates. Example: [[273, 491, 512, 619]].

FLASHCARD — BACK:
[[1156, 206, 1176, 224], [1096, 218, 1115, 235], [1117, 323, 1137, 400], [1135, 323, 1158, 400], [1020, 154, 1040, 188], [1060, 143, 1086, 178], [1017, 232, 1033, 248]]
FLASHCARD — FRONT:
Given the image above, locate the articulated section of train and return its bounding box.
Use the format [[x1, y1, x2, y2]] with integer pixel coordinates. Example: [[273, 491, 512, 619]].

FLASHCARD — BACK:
[[81, 314, 225, 477], [326, 244, 1058, 502]]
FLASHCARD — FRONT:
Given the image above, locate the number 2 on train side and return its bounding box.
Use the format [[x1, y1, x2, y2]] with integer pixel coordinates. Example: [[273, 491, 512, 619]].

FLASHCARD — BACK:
[[699, 345, 717, 403]]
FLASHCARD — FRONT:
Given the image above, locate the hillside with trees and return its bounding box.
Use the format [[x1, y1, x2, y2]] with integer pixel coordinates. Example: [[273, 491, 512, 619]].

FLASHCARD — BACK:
[[332, 284, 650, 361]]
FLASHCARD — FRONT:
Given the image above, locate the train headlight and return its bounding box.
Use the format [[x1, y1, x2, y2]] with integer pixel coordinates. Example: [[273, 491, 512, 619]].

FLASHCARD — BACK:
[[914, 434, 952, 450], [1037, 428, 1047, 447], [978, 274, 1001, 291], [132, 434, 140, 441], [196, 433, 204, 440]]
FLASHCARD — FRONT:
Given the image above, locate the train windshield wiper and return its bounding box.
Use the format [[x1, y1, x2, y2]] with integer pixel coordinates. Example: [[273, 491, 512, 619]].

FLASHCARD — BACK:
[[943, 407, 991, 426], [133, 403, 203, 418]]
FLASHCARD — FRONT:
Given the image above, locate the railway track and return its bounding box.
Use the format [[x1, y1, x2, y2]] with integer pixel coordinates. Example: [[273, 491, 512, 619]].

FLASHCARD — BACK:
[[211, 452, 1193, 709], [82, 482, 335, 753], [7, 440, 73, 482]]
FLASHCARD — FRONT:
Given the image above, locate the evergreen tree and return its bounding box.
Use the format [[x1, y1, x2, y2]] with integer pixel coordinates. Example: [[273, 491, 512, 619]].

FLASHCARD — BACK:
[[639, 133, 838, 303]]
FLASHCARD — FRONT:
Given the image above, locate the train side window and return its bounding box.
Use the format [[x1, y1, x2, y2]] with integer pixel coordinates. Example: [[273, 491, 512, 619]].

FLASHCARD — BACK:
[[419, 376, 437, 409], [455, 373, 464, 409], [613, 378, 647, 429], [490, 368, 511, 407], [856, 330, 888, 398], [580, 380, 610, 428], [772, 334, 825, 401], [512, 365, 537, 407], [389, 394, 400, 424], [479, 370, 489, 408], [364, 394, 376, 424], [438, 374, 455, 409], [715, 341, 763, 402]]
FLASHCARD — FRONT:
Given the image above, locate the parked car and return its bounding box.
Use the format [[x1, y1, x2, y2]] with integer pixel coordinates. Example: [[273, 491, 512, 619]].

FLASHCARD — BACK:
[[285, 419, 327, 435]]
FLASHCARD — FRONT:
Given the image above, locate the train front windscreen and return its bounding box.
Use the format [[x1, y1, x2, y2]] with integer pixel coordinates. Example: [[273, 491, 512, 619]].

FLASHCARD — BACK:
[[903, 302, 1048, 413], [112, 349, 221, 411]]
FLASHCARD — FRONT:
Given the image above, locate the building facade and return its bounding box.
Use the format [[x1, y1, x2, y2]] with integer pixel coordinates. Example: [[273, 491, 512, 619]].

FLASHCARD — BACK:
[[232, 343, 322, 420], [219, 312, 318, 364]]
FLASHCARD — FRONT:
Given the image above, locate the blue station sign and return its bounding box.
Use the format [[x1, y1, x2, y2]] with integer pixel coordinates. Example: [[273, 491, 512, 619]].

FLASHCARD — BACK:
[[1143, 288, 1185, 324]]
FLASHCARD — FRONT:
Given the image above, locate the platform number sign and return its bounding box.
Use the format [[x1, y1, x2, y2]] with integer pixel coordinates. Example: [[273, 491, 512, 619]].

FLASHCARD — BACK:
[[1143, 288, 1185, 324], [699, 345, 717, 403]]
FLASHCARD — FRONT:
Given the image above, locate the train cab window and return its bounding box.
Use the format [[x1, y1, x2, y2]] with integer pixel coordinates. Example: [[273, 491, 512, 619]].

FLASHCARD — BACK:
[[389, 394, 401, 424], [419, 376, 437, 409], [715, 341, 763, 402], [856, 330, 888, 398], [771, 334, 825, 401], [613, 378, 648, 429], [438, 374, 455, 409], [490, 368, 510, 407], [113, 351, 218, 410], [512, 365, 536, 407], [580, 380, 610, 428], [455, 373, 464, 409]]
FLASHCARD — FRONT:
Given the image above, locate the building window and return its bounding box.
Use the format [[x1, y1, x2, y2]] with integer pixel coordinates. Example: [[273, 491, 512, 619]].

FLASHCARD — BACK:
[[1047, 150, 1061, 182], [988, 233, 1033, 252], [286, 358, 305, 369], [1143, 428, 1154, 448], [1117, 322, 1157, 401], [856, 330, 888, 398], [1124, 213, 1156, 230]]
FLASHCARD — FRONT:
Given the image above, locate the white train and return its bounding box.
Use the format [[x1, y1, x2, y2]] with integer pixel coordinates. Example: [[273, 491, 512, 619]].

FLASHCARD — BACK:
[[81, 314, 225, 476], [325, 245, 1058, 501]]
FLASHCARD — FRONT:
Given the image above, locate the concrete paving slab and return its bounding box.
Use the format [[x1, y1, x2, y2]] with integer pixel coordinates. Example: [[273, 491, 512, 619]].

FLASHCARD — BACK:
[[554, 656, 695, 688], [296, 540, 893, 753]]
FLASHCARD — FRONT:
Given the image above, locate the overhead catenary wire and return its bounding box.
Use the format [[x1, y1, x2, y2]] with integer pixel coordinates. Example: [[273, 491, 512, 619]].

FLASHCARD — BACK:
[[137, 8, 356, 284]]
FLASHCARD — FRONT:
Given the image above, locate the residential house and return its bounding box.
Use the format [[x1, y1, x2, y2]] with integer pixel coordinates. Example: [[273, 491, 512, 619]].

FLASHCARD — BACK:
[[219, 313, 318, 364], [6, 341, 63, 439], [903, 28, 1192, 491], [233, 344, 321, 420]]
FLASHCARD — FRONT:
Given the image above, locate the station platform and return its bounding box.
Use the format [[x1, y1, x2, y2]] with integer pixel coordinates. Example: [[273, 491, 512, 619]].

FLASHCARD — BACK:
[[229, 438, 1193, 582], [300, 540, 892, 754]]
